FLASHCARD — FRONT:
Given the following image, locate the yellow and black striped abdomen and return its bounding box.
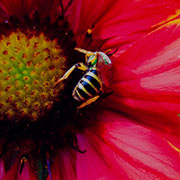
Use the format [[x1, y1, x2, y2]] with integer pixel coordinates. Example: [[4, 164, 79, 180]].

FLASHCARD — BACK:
[[73, 69, 102, 101]]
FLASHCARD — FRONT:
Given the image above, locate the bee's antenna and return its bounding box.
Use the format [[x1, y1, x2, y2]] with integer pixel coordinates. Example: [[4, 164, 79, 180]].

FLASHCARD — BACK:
[[74, 47, 93, 54], [105, 48, 119, 56]]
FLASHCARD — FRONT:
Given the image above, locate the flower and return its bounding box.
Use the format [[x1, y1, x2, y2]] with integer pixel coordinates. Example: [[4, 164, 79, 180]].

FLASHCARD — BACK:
[[0, 0, 180, 180]]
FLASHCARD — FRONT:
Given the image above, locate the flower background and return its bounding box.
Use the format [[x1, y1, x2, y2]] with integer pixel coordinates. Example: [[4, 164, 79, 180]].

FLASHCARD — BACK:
[[0, 0, 180, 179]]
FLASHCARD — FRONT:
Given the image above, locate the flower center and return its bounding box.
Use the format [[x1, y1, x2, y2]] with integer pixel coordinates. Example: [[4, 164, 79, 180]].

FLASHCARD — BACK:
[[0, 5, 96, 178], [0, 30, 66, 120]]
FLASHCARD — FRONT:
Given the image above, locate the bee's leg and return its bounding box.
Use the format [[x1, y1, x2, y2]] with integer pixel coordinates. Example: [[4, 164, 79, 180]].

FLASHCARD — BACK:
[[77, 95, 100, 109], [54, 65, 76, 86], [54, 62, 88, 87], [101, 91, 114, 99]]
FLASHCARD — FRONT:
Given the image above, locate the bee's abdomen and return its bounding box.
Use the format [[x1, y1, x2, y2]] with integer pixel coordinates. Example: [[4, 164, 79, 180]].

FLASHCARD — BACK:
[[73, 70, 102, 101]]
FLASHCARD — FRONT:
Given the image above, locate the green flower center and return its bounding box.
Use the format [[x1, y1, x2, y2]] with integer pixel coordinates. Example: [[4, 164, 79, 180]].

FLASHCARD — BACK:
[[0, 30, 66, 120]]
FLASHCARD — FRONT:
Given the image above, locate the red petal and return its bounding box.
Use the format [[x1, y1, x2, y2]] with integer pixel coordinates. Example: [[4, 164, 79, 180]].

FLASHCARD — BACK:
[[0, 4, 9, 21], [51, 150, 76, 180], [0, 159, 5, 179], [32, 0, 60, 20], [79, 110, 180, 179], [1, 160, 36, 180], [65, 0, 119, 50], [104, 19, 180, 135], [96, 0, 180, 53], [0, 0, 60, 20], [67, 0, 117, 35], [17, 162, 36, 180], [0, 0, 35, 18], [2, 161, 19, 180], [67, 0, 180, 52], [76, 133, 129, 180]]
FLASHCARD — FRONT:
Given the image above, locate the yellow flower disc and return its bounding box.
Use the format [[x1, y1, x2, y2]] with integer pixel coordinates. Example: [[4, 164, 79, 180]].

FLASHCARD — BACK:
[[0, 30, 66, 120]]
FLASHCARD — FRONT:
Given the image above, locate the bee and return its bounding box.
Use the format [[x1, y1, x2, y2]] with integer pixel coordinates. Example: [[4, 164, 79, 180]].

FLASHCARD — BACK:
[[55, 48, 112, 109]]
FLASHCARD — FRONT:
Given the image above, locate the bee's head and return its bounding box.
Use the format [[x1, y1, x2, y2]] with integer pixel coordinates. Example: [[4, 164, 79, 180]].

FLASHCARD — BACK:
[[85, 52, 97, 66]]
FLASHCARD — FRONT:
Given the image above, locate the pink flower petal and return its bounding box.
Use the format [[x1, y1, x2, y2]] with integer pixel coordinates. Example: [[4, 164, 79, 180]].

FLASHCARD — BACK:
[[0, 0, 60, 20], [2, 161, 19, 180], [33, 0, 60, 20], [67, 0, 180, 53], [78, 110, 180, 179], [76, 133, 129, 180], [0, 159, 5, 179], [17, 162, 36, 180], [103, 19, 180, 135], [67, 0, 117, 35], [97, 0, 180, 53], [51, 150, 76, 180], [0, 0, 35, 18]]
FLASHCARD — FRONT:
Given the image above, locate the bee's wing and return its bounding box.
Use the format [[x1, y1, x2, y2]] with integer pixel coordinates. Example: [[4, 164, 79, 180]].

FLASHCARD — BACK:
[[96, 52, 112, 88]]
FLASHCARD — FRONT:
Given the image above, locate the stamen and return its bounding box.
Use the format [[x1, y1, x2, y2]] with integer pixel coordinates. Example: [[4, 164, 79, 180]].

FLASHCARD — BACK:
[[19, 154, 29, 174], [64, 0, 74, 14], [59, 0, 64, 18], [85, 28, 92, 39]]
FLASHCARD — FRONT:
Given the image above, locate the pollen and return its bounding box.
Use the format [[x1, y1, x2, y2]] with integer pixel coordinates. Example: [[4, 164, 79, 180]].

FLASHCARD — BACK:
[[0, 30, 66, 121]]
